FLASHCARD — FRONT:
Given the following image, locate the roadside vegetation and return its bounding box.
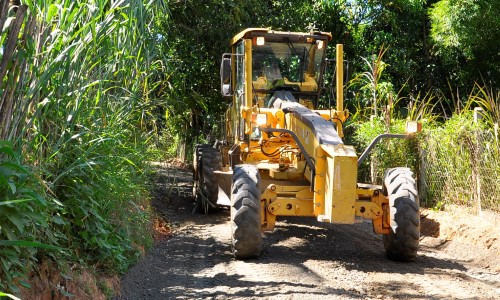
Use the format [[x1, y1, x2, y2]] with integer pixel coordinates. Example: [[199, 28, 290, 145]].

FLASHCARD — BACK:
[[0, 0, 498, 297], [0, 0, 167, 295]]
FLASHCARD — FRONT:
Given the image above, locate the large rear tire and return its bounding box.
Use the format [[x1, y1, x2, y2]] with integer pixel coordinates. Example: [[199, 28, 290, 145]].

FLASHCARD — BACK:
[[383, 167, 420, 261], [231, 165, 262, 259], [193, 145, 221, 214]]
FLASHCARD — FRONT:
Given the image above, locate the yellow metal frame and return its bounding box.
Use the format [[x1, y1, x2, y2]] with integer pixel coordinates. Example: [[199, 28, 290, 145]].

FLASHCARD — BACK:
[[226, 29, 390, 234], [229, 28, 332, 46], [260, 183, 390, 232], [260, 185, 314, 231]]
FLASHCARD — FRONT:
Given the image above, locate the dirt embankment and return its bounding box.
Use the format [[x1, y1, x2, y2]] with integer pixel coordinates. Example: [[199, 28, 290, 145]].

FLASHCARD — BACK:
[[114, 164, 500, 299], [20, 261, 119, 300]]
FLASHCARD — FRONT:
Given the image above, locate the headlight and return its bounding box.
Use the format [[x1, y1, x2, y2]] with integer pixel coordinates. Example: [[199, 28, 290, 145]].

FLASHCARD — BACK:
[[255, 113, 268, 127], [253, 36, 265, 46], [405, 121, 422, 134]]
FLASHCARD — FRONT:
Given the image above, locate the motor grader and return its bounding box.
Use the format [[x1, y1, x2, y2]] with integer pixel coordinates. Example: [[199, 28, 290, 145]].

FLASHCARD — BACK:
[[193, 28, 420, 261]]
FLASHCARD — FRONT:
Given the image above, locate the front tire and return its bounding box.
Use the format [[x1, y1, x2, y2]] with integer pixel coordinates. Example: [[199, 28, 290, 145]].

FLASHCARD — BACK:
[[383, 167, 420, 261], [231, 165, 262, 259]]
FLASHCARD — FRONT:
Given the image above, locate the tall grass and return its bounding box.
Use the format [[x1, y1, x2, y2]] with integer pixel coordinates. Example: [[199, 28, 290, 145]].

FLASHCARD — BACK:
[[0, 0, 167, 294], [0, 141, 66, 292], [465, 82, 500, 127], [351, 80, 499, 212], [349, 46, 393, 119], [352, 118, 418, 184], [419, 112, 500, 211]]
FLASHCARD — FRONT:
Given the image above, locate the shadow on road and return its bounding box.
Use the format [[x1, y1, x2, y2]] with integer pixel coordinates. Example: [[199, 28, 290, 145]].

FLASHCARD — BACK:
[[115, 165, 474, 299]]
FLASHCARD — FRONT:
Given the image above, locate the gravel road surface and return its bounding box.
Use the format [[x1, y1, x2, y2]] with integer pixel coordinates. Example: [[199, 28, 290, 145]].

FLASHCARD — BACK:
[[115, 165, 500, 299]]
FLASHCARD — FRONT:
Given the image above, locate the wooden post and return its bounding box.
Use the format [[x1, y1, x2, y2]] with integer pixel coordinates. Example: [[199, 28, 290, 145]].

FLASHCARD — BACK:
[[178, 123, 187, 163], [417, 141, 427, 205], [473, 110, 482, 215], [495, 123, 498, 150]]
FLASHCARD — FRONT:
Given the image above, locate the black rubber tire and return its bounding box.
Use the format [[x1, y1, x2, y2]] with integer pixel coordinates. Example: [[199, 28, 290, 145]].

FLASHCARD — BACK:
[[383, 167, 420, 261], [231, 165, 262, 259], [194, 146, 221, 214]]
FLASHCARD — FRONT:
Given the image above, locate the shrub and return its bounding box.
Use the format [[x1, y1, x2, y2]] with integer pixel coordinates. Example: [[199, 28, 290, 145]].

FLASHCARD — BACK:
[[418, 113, 499, 211], [352, 118, 418, 184]]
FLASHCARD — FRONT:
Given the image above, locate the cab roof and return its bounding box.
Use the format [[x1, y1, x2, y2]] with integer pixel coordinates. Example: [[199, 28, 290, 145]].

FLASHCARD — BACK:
[[229, 28, 333, 46]]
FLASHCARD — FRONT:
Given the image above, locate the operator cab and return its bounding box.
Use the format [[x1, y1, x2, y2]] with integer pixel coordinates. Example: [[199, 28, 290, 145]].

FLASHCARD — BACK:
[[220, 28, 332, 110], [252, 32, 328, 109]]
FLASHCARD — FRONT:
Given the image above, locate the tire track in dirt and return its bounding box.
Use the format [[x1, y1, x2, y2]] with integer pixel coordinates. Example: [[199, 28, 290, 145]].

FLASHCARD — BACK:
[[115, 165, 500, 299]]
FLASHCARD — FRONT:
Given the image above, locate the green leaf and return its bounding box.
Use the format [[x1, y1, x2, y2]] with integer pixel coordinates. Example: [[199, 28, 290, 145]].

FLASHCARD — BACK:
[[1, 248, 19, 258], [7, 180, 17, 194], [0, 240, 66, 251], [0, 161, 29, 174], [0, 141, 18, 161], [52, 215, 67, 225], [0, 165, 26, 180], [6, 213, 25, 234], [60, 272, 73, 280], [19, 280, 31, 289], [0, 292, 22, 300], [0, 198, 34, 206], [5, 208, 26, 234], [19, 189, 47, 205], [59, 288, 75, 298]]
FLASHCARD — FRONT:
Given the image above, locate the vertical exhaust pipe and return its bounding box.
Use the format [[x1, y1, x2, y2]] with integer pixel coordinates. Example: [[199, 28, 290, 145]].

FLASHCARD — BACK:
[[336, 44, 344, 112], [336, 44, 344, 137]]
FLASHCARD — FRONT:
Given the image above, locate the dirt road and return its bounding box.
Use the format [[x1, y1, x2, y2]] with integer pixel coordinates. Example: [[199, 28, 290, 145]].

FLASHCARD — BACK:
[[115, 165, 500, 299]]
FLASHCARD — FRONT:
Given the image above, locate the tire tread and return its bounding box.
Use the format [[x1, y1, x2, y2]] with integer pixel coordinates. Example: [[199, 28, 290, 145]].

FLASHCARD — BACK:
[[231, 165, 262, 259], [383, 167, 420, 261]]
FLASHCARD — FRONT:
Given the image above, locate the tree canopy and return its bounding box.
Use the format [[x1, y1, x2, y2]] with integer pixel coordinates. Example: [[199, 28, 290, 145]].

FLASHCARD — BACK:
[[155, 0, 498, 148], [429, 0, 500, 86]]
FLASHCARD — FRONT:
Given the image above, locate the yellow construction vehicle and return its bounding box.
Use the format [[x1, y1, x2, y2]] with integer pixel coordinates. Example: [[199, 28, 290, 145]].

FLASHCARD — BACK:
[[193, 28, 421, 261]]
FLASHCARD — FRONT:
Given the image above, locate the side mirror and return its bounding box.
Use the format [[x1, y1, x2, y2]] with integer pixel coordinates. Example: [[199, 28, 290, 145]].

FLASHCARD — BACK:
[[220, 54, 232, 97]]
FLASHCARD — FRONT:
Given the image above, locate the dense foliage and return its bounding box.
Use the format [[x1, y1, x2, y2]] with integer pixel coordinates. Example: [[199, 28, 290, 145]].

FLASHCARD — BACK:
[[0, 0, 166, 293], [155, 0, 498, 152], [429, 0, 500, 88]]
